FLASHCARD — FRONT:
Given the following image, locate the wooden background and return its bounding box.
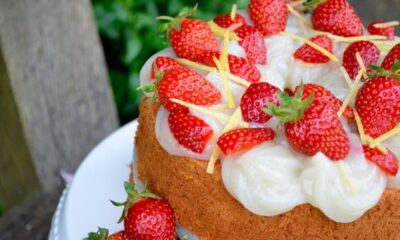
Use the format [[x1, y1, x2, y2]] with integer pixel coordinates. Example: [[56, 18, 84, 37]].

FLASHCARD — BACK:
[[0, 0, 399, 239]]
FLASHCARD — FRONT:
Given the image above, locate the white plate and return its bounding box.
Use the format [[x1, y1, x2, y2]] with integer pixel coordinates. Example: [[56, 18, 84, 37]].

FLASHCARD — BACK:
[[49, 120, 198, 240]]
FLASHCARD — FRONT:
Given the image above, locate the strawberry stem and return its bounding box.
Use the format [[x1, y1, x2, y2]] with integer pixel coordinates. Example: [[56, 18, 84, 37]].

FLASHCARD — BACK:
[[84, 227, 109, 240], [367, 59, 400, 81], [264, 84, 315, 123], [303, 0, 327, 12], [157, 5, 198, 38]]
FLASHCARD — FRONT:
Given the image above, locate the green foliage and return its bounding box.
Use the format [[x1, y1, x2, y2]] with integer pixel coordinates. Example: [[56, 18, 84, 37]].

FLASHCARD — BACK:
[[93, 0, 249, 124]]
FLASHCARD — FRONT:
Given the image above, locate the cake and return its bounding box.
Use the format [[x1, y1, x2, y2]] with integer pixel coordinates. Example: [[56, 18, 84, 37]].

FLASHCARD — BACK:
[[134, 0, 400, 239]]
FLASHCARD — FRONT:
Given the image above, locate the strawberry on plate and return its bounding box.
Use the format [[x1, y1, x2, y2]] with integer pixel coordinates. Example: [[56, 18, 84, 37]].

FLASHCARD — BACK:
[[157, 65, 222, 112], [168, 111, 214, 153], [240, 82, 280, 123], [306, 0, 363, 37], [363, 146, 399, 176], [249, 0, 289, 36], [342, 40, 380, 79], [382, 44, 400, 71], [293, 35, 333, 64], [217, 128, 275, 156], [150, 57, 180, 80], [235, 25, 267, 64], [214, 13, 246, 28], [367, 21, 396, 41], [265, 84, 350, 160]]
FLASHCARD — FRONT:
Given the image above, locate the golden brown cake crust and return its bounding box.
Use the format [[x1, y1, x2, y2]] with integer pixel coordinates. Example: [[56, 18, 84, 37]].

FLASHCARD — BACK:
[[135, 99, 400, 240]]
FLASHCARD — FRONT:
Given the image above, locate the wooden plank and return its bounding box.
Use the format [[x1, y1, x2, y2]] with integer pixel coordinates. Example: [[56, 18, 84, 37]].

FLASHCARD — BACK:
[[0, 0, 119, 205], [0, 47, 40, 209]]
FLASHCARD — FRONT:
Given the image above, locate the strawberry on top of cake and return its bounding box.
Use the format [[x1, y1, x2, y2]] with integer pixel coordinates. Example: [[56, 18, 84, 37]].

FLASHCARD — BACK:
[[137, 0, 400, 225]]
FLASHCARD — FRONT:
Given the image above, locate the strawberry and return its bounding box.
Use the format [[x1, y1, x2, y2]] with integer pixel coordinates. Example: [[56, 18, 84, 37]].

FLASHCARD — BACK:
[[214, 13, 246, 28], [355, 75, 400, 138], [227, 55, 262, 83], [84, 228, 130, 240], [108, 231, 130, 240], [168, 111, 213, 153], [157, 66, 221, 112], [217, 128, 275, 156], [342, 41, 380, 80], [150, 57, 180, 79], [382, 44, 400, 71], [367, 21, 396, 41], [235, 25, 267, 64], [295, 83, 354, 120], [112, 182, 176, 240], [363, 146, 399, 176], [293, 35, 333, 64], [307, 0, 363, 37], [240, 82, 279, 123], [249, 0, 289, 36], [266, 84, 350, 160]]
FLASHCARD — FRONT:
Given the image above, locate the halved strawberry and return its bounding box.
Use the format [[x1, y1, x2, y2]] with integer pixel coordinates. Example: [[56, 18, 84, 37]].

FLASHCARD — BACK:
[[382, 44, 400, 71], [342, 40, 380, 79], [157, 66, 222, 112], [295, 83, 354, 120], [227, 55, 261, 83], [235, 25, 267, 64], [249, 0, 289, 36], [168, 111, 213, 153], [150, 57, 180, 79], [363, 146, 399, 176], [293, 35, 333, 64], [367, 21, 396, 41], [214, 13, 246, 28], [240, 82, 279, 123], [308, 0, 363, 37], [217, 128, 275, 156]]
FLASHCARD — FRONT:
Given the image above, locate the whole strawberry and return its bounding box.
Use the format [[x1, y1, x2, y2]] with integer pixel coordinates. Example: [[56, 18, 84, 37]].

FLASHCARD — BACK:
[[240, 82, 279, 123], [158, 6, 220, 63], [363, 146, 399, 176], [150, 57, 180, 80], [217, 128, 275, 156], [265, 84, 350, 160], [367, 21, 396, 41], [294, 35, 333, 64], [382, 44, 400, 71], [235, 25, 267, 64], [249, 0, 289, 36], [307, 0, 363, 37], [157, 65, 222, 112], [342, 41, 380, 79], [168, 111, 214, 153], [214, 13, 246, 28], [112, 182, 176, 240], [227, 55, 262, 83]]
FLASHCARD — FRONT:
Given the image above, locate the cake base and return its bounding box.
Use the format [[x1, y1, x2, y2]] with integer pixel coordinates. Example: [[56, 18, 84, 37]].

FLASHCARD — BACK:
[[135, 99, 400, 240]]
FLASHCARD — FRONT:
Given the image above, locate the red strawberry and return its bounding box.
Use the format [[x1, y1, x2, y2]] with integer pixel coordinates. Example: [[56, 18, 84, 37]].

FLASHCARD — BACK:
[[157, 66, 222, 112], [266, 85, 350, 160], [363, 146, 399, 176], [217, 128, 275, 156], [367, 21, 396, 41], [227, 55, 261, 83], [355, 76, 400, 138], [295, 83, 354, 120], [249, 0, 289, 36], [108, 231, 130, 240], [382, 44, 400, 71], [309, 0, 363, 37], [214, 13, 246, 28], [168, 111, 213, 153], [293, 35, 333, 64], [342, 41, 380, 80], [240, 82, 279, 123], [112, 182, 176, 240], [235, 25, 267, 64], [150, 57, 180, 79]]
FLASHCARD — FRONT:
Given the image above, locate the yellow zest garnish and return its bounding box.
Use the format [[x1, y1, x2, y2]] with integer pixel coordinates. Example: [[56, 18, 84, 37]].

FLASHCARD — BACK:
[[373, 21, 400, 28], [230, 4, 238, 20], [227, 23, 243, 32], [339, 67, 353, 89], [372, 40, 400, 52], [371, 125, 400, 147], [354, 110, 367, 145], [176, 58, 217, 72], [207, 107, 247, 174], [226, 73, 251, 87], [287, 4, 311, 26], [338, 161, 357, 195], [355, 52, 368, 79], [289, 0, 306, 7], [280, 32, 339, 62], [220, 31, 231, 72], [208, 21, 240, 41], [313, 30, 387, 42], [337, 68, 363, 117], [213, 57, 235, 108], [208, 104, 230, 110], [365, 136, 388, 154]]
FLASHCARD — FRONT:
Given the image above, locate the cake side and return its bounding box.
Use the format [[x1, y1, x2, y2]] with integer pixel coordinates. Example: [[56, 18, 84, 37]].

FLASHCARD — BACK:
[[136, 99, 400, 240]]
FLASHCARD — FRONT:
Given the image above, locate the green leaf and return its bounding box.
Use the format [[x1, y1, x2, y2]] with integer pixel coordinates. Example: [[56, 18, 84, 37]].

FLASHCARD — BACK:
[[123, 31, 142, 64], [83, 227, 109, 240]]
